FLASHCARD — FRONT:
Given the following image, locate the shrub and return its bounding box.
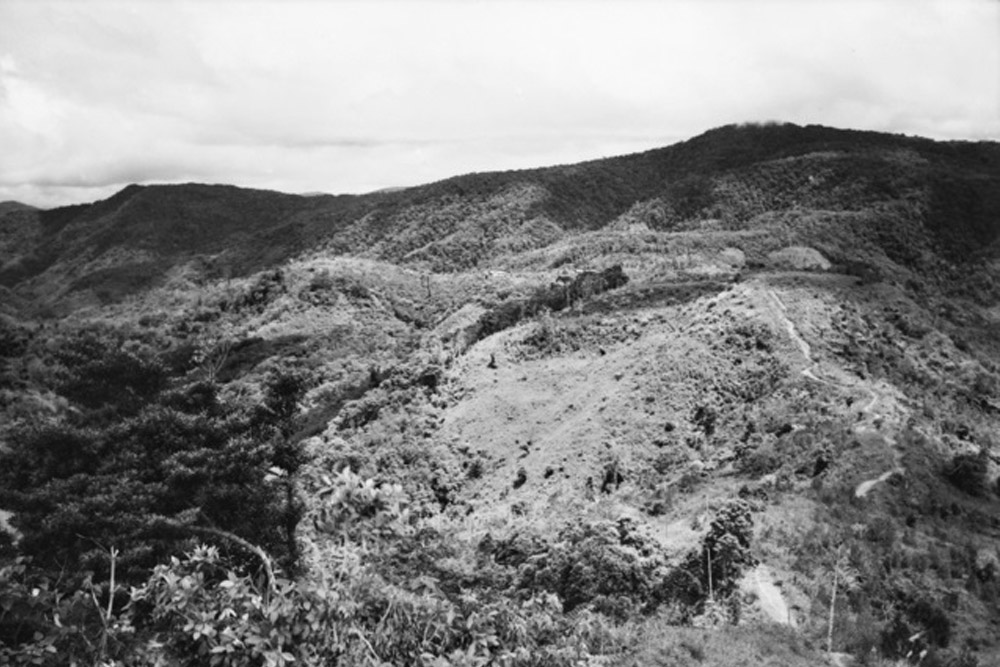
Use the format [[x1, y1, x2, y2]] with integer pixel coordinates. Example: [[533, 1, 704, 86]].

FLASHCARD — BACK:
[[132, 545, 318, 666], [738, 446, 782, 478], [0, 558, 100, 666], [132, 542, 625, 667], [691, 405, 717, 438], [944, 451, 990, 496], [880, 596, 954, 661], [307, 269, 335, 292], [505, 518, 671, 617], [147, 469, 632, 666], [0, 467, 632, 665], [466, 459, 484, 479], [226, 269, 286, 313]]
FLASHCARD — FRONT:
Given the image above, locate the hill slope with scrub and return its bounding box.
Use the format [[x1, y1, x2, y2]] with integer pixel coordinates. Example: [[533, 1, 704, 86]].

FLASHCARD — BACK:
[[2, 122, 1000, 666]]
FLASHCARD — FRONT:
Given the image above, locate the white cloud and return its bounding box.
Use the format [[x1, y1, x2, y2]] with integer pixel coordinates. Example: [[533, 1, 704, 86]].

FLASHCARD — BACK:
[[0, 0, 997, 208]]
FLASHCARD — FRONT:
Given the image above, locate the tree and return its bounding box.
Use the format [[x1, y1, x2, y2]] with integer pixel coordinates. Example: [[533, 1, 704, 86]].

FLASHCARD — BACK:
[[0, 366, 310, 584], [50, 327, 169, 420], [823, 545, 859, 654], [666, 499, 756, 617], [256, 371, 308, 571], [944, 450, 990, 496], [702, 500, 756, 599]]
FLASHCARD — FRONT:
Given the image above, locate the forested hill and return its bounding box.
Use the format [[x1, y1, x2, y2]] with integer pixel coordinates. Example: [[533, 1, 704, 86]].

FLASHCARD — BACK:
[[2, 122, 999, 311], [4, 122, 1000, 665]]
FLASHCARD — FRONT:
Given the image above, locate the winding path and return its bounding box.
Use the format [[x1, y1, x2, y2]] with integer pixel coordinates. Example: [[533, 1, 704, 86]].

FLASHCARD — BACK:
[[854, 469, 898, 499], [763, 287, 906, 498]]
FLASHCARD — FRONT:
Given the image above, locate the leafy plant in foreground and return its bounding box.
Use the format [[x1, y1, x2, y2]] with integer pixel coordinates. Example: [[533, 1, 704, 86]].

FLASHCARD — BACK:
[[124, 469, 628, 666]]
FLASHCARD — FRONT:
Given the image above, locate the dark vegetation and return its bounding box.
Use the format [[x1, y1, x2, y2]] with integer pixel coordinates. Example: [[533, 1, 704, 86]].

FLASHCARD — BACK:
[[476, 265, 629, 342], [0, 322, 317, 663], [0, 329, 307, 580], [945, 451, 991, 497]]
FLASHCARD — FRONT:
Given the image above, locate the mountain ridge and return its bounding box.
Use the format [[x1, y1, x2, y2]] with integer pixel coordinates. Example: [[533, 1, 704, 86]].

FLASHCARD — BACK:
[[2, 122, 999, 314]]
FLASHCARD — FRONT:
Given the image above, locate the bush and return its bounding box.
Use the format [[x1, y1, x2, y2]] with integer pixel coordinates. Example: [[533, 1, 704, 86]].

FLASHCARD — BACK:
[[502, 518, 671, 617], [0, 558, 103, 666], [131, 543, 624, 667], [226, 269, 287, 313], [3, 469, 632, 666], [738, 446, 782, 478], [879, 596, 954, 660], [945, 451, 990, 496]]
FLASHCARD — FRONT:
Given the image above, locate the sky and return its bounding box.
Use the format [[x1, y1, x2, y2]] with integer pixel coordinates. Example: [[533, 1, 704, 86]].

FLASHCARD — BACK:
[[1, 0, 998, 209]]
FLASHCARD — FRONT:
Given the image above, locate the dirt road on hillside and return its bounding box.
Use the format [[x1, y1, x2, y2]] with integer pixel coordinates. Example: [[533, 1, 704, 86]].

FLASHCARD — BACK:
[[767, 290, 812, 362], [763, 286, 907, 498]]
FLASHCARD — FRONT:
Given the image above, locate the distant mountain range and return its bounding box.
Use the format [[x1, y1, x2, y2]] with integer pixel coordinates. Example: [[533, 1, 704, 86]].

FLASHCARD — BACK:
[[2, 122, 998, 312]]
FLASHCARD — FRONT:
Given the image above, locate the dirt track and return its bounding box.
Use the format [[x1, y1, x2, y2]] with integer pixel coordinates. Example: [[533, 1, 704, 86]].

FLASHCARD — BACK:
[[763, 283, 908, 498], [743, 564, 796, 626]]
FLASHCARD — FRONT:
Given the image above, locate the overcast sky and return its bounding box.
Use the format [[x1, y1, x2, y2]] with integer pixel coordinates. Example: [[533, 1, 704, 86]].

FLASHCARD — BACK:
[[1, 0, 998, 208]]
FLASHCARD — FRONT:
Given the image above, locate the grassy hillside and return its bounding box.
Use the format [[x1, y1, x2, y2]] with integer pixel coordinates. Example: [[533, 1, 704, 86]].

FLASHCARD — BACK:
[[1, 123, 999, 666]]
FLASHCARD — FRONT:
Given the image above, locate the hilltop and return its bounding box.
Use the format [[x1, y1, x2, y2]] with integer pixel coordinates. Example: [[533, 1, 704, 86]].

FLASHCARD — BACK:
[[1, 122, 999, 666]]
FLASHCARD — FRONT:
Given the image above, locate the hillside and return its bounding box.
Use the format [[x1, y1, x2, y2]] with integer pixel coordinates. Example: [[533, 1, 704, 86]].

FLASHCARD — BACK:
[[1, 122, 1000, 666], [3, 122, 999, 311]]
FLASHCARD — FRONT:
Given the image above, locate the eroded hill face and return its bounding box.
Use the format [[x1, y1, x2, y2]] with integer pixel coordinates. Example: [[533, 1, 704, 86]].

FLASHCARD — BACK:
[[2, 123, 1000, 664]]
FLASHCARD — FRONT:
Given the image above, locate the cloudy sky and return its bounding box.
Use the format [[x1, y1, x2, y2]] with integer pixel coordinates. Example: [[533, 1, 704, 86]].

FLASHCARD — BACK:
[[1, 0, 998, 208]]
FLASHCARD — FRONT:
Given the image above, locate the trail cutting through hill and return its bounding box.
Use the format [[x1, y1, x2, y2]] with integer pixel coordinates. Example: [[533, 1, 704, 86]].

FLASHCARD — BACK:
[[763, 285, 907, 499], [766, 290, 812, 362]]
